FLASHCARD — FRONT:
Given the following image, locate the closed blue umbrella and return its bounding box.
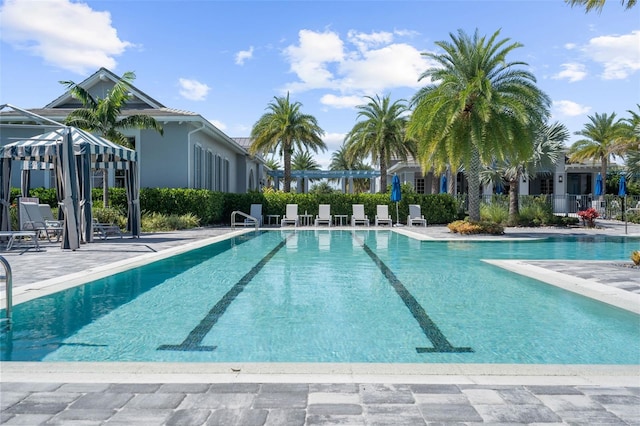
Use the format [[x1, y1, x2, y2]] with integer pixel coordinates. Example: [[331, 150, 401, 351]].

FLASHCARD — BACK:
[[618, 175, 626, 196], [595, 173, 603, 196], [439, 174, 447, 194], [391, 174, 401, 225], [620, 175, 627, 234]]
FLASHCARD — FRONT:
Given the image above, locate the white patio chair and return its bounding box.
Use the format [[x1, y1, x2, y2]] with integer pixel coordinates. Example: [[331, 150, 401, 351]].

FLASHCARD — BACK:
[[375, 205, 393, 226], [245, 203, 263, 227], [407, 204, 427, 227], [351, 204, 369, 226], [281, 204, 299, 227], [314, 204, 332, 226]]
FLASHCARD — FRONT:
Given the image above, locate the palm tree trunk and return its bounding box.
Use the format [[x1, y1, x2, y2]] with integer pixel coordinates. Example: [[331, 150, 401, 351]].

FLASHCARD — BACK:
[[431, 171, 438, 194], [467, 150, 481, 222], [379, 158, 388, 193], [508, 175, 520, 225], [283, 143, 292, 193]]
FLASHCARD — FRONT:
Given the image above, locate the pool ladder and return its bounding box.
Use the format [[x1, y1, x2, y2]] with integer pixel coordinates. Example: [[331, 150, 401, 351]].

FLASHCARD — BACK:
[[230, 211, 259, 230], [0, 255, 12, 329]]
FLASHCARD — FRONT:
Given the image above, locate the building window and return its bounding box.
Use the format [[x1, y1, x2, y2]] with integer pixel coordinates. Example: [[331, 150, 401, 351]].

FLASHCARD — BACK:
[[414, 177, 425, 194], [540, 178, 554, 194], [215, 155, 222, 191], [205, 151, 214, 190], [223, 159, 230, 192], [193, 145, 203, 188]]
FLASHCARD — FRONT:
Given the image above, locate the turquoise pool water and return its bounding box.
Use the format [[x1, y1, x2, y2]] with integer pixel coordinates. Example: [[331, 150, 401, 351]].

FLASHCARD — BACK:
[[1, 230, 639, 364]]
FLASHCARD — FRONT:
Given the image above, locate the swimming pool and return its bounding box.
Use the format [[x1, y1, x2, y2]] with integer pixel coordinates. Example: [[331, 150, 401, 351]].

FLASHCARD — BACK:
[[1, 230, 639, 364]]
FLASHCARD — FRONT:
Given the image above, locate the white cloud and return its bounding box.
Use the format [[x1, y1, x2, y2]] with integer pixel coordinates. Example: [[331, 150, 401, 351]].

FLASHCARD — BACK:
[[583, 30, 640, 79], [564, 43, 577, 50], [320, 94, 364, 109], [282, 29, 432, 99], [207, 118, 226, 131], [552, 63, 587, 82], [178, 78, 210, 101], [347, 29, 394, 52], [283, 29, 345, 91], [338, 43, 431, 92], [553, 100, 591, 117], [0, 0, 131, 74], [235, 46, 254, 65]]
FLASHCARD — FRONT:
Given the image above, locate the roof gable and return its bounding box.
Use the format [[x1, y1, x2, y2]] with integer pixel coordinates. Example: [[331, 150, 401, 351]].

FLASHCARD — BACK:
[[44, 67, 165, 110]]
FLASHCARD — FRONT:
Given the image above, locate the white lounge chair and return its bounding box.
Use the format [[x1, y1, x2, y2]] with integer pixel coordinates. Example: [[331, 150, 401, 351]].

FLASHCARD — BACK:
[[351, 204, 369, 226], [39, 204, 59, 222], [245, 204, 263, 227], [314, 204, 332, 226], [281, 204, 299, 227], [0, 230, 40, 251], [375, 205, 393, 227], [20, 201, 64, 242], [93, 218, 122, 240], [407, 204, 427, 227]]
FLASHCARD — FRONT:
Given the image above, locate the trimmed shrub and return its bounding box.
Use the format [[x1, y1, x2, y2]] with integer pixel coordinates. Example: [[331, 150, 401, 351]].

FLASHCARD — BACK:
[[448, 219, 504, 235]]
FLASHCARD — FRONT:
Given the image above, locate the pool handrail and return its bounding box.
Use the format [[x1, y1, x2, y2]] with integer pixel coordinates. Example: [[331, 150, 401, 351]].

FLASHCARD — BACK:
[[231, 210, 259, 230]]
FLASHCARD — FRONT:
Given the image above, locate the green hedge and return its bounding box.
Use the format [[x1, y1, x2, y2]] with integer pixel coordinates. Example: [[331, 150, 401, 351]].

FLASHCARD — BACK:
[[222, 191, 457, 225], [15, 187, 458, 225]]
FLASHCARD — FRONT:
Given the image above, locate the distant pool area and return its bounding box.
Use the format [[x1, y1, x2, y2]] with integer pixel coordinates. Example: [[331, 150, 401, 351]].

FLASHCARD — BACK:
[[1, 230, 639, 365]]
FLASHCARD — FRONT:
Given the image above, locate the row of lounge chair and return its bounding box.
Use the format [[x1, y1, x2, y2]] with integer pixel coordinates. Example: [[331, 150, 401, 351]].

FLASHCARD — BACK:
[[235, 203, 427, 228]]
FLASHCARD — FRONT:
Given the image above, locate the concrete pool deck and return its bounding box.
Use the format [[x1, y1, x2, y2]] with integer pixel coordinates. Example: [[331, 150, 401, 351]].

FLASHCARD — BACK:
[[1, 221, 639, 425]]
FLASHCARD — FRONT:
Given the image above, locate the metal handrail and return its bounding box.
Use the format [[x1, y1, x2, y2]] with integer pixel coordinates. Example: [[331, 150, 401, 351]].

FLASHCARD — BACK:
[[231, 211, 259, 230], [0, 255, 12, 327]]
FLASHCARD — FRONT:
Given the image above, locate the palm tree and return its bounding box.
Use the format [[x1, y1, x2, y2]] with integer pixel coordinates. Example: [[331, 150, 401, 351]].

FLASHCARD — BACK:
[[621, 104, 640, 152], [483, 122, 568, 224], [408, 29, 550, 221], [249, 93, 326, 192], [568, 112, 627, 192], [565, 0, 636, 12], [292, 151, 321, 193], [329, 144, 373, 193], [61, 71, 163, 207], [344, 94, 416, 192]]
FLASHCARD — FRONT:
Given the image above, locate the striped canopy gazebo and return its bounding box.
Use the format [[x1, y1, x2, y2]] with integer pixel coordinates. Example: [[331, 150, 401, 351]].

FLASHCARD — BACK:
[[0, 126, 140, 247]]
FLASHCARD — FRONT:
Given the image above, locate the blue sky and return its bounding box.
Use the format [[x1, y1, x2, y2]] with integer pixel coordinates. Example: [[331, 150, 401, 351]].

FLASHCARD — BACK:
[[1, 0, 638, 168]]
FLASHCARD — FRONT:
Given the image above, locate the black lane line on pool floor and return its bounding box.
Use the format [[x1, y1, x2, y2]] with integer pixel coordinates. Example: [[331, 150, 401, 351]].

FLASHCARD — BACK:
[[158, 234, 291, 352], [352, 232, 473, 354]]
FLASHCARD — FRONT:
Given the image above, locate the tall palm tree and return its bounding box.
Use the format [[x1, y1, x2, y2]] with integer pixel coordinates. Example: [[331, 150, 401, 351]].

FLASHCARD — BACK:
[[565, 0, 636, 12], [249, 93, 326, 192], [568, 112, 627, 190], [622, 105, 640, 181], [408, 29, 550, 221], [621, 104, 640, 152], [329, 144, 372, 193], [292, 151, 321, 193], [482, 122, 568, 224], [344, 94, 416, 192], [61, 71, 163, 207]]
